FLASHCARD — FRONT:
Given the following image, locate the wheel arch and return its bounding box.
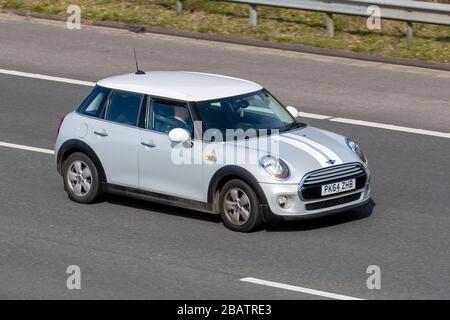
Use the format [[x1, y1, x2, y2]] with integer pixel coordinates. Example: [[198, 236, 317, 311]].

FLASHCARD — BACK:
[[207, 166, 268, 211], [57, 139, 107, 185]]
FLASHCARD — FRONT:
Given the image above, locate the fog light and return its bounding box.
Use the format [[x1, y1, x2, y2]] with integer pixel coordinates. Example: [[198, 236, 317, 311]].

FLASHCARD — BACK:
[[277, 195, 289, 208]]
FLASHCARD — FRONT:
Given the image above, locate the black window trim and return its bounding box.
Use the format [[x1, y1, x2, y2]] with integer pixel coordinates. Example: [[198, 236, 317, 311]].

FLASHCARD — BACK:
[[75, 87, 304, 137], [99, 88, 113, 120], [76, 89, 199, 134], [137, 95, 148, 129]]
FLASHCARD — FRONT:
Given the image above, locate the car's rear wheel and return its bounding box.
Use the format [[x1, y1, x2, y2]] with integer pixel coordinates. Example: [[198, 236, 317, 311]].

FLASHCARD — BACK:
[[219, 179, 262, 232], [63, 152, 102, 204]]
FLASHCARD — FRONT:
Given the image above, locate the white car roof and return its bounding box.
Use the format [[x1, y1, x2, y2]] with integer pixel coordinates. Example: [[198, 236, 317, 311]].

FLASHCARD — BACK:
[[96, 71, 263, 102]]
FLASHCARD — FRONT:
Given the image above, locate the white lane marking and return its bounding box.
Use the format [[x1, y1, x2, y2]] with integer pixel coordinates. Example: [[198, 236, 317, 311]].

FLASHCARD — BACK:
[[0, 69, 95, 87], [274, 135, 329, 167], [0, 141, 54, 155], [297, 112, 332, 120], [297, 112, 450, 139], [0, 68, 449, 139], [240, 277, 364, 300], [284, 132, 343, 165], [330, 118, 450, 139]]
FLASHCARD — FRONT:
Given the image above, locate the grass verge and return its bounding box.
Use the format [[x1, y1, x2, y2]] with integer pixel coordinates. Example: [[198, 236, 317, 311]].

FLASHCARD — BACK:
[[1, 0, 449, 63]]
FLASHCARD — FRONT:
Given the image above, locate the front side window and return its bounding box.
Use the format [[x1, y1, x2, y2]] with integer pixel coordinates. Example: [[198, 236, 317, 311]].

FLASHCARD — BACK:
[[105, 91, 143, 126], [149, 100, 193, 134], [193, 90, 297, 139], [77, 85, 110, 118]]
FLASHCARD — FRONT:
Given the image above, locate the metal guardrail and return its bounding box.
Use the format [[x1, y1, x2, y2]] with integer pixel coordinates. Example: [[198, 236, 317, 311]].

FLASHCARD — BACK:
[[175, 0, 450, 41]]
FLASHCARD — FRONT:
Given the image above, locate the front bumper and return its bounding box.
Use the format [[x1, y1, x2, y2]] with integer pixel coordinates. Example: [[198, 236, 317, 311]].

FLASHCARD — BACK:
[[259, 171, 371, 221]]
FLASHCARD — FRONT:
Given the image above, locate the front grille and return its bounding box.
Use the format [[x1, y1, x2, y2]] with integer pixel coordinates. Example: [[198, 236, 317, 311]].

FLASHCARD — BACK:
[[305, 193, 362, 211], [300, 163, 367, 200]]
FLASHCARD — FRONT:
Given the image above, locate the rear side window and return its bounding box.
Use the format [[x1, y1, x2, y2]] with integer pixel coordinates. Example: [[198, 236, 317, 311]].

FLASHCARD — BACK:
[[105, 91, 143, 126], [77, 86, 110, 118]]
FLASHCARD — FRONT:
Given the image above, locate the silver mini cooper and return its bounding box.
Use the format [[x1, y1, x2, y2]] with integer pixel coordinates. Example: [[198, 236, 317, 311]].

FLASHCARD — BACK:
[[55, 71, 371, 232]]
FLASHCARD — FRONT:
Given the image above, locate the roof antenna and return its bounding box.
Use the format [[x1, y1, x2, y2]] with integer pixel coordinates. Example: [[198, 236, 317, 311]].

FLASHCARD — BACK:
[[133, 48, 145, 75]]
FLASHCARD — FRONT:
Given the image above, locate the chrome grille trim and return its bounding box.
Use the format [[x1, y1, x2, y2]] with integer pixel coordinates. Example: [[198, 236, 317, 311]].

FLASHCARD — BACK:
[[304, 167, 364, 184], [301, 163, 366, 187], [307, 164, 360, 176]]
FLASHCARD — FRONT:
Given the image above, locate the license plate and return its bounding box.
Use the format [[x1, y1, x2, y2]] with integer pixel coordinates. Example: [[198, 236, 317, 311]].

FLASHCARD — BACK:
[[321, 179, 356, 196]]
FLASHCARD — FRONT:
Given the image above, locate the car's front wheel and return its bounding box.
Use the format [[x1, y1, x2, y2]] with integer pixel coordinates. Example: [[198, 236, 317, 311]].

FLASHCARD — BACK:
[[62, 152, 102, 204], [219, 179, 262, 232]]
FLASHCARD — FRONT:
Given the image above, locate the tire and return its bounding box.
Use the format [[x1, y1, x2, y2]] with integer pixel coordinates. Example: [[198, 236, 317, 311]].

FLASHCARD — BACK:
[[62, 152, 102, 204], [219, 179, 263, 232]]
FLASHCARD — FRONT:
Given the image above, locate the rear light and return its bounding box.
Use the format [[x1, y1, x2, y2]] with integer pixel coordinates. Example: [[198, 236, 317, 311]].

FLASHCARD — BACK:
[[57, 116, 65, 136]]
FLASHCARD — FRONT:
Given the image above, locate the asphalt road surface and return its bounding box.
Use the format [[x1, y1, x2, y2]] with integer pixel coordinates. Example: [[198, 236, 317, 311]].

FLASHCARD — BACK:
[[0, 13, 449, 300]]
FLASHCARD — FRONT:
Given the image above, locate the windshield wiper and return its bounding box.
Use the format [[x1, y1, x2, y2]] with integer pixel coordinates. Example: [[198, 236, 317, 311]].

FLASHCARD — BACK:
[[280, 121, 305, 132]]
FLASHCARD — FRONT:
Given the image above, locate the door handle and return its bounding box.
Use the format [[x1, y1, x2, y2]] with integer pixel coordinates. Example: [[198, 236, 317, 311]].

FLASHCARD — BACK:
[[141, 141, 156, 148], [94, 129, 108, 137]]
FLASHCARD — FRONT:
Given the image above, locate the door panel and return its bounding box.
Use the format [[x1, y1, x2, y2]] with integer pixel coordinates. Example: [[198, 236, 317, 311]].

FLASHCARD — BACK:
[[82, 90, 142, 188], [138, 99, 204, 202], [138, 131, 204, 201], [87, 120, 139, 187]]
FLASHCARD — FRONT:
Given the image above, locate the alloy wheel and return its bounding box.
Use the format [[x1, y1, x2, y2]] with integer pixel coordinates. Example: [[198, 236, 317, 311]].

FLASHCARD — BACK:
[[66, 160, 92, 197], [223, 188, 252, 226]]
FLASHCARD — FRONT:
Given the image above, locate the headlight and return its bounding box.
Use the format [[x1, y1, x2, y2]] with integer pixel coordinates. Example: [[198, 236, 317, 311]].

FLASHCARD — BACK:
[[260, 155, 290, 180], [345, 138, 367, 163]]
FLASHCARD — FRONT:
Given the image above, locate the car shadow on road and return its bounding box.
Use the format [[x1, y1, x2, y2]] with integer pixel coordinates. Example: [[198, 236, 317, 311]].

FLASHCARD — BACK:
[[103, 194, 223, 224], [264, 199, 376, 232], [105, 194, 375, 231]]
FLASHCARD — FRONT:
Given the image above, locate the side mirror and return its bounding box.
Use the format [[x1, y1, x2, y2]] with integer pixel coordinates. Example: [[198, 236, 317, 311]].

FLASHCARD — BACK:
[[286, 106, 299, 118], [168, 128, 191, 143]]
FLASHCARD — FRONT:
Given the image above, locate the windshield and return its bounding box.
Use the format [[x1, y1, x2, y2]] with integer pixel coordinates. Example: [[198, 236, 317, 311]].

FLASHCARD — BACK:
[[194, 90, 300, 139]]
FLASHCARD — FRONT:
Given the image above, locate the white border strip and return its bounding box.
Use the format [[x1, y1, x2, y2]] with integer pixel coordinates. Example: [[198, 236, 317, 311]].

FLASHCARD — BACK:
[[0, 69, 95, 87], [0, 142, 54, 155], [240, 277, 364, 300]]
